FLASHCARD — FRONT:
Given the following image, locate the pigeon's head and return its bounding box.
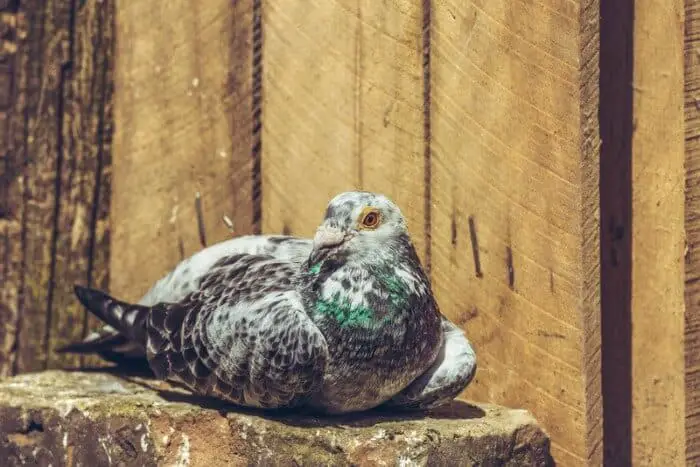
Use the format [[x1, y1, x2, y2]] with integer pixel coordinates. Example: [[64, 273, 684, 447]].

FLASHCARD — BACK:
[[307, 191, 410, 267]]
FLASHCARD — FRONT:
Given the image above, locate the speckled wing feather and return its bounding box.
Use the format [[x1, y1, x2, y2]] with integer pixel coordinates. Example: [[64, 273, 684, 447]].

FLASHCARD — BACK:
[[58, 235, 313, 362], [144, 253, 329, 409], [139, 235, 312, 306]]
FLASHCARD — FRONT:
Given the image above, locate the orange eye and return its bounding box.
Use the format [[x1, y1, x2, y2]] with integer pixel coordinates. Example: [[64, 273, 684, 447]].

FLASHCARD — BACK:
[[359, 208, 381, 229]]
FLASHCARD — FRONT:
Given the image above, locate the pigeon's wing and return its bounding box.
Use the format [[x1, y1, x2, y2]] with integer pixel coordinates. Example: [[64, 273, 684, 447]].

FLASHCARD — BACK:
[[381, 317, 476, 410], [146, 254, 328, 409], [139, 234, 312, 306], [57, 234, 312, 361]]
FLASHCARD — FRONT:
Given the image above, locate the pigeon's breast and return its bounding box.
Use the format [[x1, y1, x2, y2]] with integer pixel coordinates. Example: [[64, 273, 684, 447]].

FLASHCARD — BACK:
[[310, 303, 443, 413], [303, 260, 443, 413]]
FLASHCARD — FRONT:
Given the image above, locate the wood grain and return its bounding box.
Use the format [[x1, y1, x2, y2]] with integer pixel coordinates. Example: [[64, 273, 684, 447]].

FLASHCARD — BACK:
[[14, 0, 74, 373], [687, 0, 700, 463], [112, 0, 258, 300], [81, 0, 114, 368], [47, 0, 114, 368], [260, 0, 428, 264], [630, 0, 685, 464], [0, 1, 27, 376], [0, 0, 113, 374], [429, 0, 600, 464]]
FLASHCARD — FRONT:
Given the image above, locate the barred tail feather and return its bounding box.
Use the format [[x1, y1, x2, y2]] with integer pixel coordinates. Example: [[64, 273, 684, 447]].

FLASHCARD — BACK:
[[70, 285, 150, 346], [55, 331, 129, 354]]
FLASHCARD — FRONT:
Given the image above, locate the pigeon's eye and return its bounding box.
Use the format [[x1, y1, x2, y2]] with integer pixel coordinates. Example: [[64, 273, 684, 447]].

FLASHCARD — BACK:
[[359, 208, 381, 230]]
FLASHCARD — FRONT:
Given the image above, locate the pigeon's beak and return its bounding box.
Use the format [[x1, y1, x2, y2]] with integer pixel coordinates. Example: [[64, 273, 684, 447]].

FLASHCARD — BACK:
[[308, 226, 347, 267]]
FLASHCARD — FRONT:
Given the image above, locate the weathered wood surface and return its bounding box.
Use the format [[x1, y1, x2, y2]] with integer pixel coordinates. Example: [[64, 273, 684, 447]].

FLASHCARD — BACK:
[[599, 0, 687, 463], [0, 0, 113, 374], [261, 0, 429, 266], [631, 0, 686, 464], [48, 0, 114, 369], [111, 0, 259, 301], [687, 0, 700, 464], [0, 1, 25, 377], [429, 1, 600, 464]]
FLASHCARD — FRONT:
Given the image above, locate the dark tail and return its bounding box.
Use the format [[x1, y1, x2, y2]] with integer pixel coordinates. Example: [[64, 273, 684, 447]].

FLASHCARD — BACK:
[[70, 285, 150, 346], [55, 331, 130, 354]]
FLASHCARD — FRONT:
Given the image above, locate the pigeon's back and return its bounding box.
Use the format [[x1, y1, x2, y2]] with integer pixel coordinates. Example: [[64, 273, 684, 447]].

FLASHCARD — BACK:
[[140, 235, 312, 306], [59, 234, 313, 364]]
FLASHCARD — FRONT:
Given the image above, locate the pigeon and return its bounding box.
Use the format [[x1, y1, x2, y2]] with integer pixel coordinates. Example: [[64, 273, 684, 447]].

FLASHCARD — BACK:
[[59, 191, 477, 413]]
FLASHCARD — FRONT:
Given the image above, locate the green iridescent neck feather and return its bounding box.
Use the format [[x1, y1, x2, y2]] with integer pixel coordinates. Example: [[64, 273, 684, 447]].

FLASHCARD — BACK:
[[309, 262, 322, 275], [313, 269, 412, 328], [314, 296, 375, 327]]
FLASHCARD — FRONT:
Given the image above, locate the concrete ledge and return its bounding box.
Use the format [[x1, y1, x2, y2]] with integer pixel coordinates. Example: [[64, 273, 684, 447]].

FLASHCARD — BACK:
[[0, 370, 552, 466]]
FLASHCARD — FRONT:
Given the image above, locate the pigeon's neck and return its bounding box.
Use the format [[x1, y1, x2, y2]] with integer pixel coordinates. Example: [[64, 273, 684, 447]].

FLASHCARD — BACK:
[[303, 244, 431, 330]]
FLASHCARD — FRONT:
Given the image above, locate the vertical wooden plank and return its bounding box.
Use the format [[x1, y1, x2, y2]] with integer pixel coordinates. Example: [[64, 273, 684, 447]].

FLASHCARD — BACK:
[[47, 0, 114, 368], [81, 0, 113, 368], [0, 0, 114, 373], [112, 1, 257, 300], [429, 0, 600, 464], [686, 0, 700, 462], [261, 0, 428, 264], [13, 0, 73, 373], [631, 0, 686, 463], [0, 1, 27, 376], [579, 3, 603, 464], [0, 0, 114, 374]]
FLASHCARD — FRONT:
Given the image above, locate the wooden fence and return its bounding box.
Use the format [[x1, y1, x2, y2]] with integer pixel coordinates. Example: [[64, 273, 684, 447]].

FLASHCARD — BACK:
[[0, 0, 694, 465]]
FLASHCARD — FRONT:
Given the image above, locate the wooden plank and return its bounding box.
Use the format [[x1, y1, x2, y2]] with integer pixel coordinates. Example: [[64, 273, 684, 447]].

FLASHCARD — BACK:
[[0, 2, 26, 376], [429, 0, 600, 464], [0, 0, 113, 373], [46, 0, 114, 368], [12, 0, 73, 373], [112, 0, 258, 300], [260, 0, 428, 264], [687, 0, 700, 462], [81, 0, 114, 368], [630, 0, 685, 463]]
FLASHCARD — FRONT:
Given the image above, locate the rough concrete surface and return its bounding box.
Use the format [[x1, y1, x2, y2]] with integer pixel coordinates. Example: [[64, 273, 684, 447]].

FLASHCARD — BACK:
[[0, 370, 553, 466]]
